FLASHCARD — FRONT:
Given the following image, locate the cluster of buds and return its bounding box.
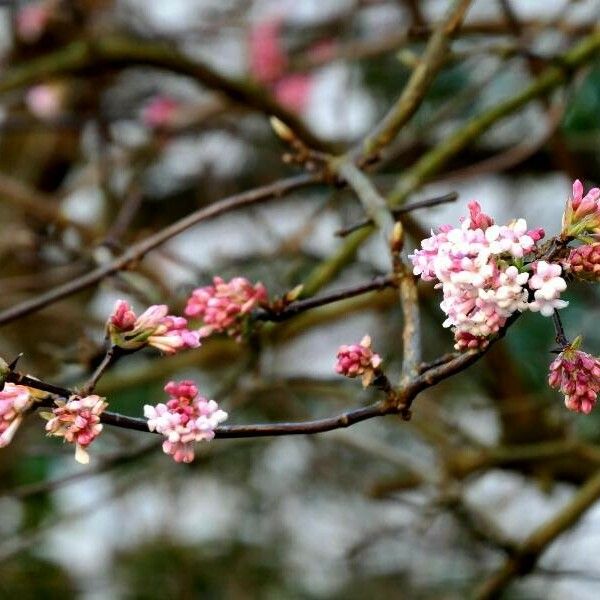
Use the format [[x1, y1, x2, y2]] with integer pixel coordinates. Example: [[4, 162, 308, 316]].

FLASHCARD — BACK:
[[144, 380, 228, 463], [0, 383, 34, 448], [108, 300, 200, 354], [548, 337, 600, 414], [409, 201, 566, 350], [528, 261, 568, 317], [562, 179, 600, 243], [565, 243, 600, 281], [185, 277, 268, 340], [335, 335, 382, 387], [43, 395, 108, 464]]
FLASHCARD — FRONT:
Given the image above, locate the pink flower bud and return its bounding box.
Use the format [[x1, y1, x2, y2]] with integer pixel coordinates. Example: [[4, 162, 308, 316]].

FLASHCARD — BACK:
[[0, 384, 33, 448], [566, 243, 600, 281], [274, 74, 313, 113], [185, 277, 268, 340], [466, 201, 494, 230], [335, 335, 382, 388], [107, 300, 200, 354], [144, 380, 227, 463], [16, 2, 51, 43], [548, 337, 600, 414], [562, 179, 600, 240], [249, 17, 287, 84], [44, 395, 108, 463]]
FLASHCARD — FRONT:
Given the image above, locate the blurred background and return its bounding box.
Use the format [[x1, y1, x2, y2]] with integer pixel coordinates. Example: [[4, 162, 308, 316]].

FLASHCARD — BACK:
[[0, 0, 599, 598]]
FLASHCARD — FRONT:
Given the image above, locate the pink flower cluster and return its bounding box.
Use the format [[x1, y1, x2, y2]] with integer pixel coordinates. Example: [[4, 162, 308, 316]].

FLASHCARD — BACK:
[[410, 202, 567, 350], [548, 338, 600, 414], [44, 395, 108, 463], [335, 335, 382, 387], [0, 384, 33, 448], [108, 300, 200, 354], [144, 380, 228, 463], [562, 179, 600, 242], [185, 277, 267, 340], [566, 243, 600, 281]]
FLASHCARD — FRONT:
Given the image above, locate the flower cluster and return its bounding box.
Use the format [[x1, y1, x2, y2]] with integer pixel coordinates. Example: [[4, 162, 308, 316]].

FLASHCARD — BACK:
[[409, 201, 567, 350], [144, 380, 228, 463], [562, 179, 600, 242], [185, 277, 268, 340], [335, 335, 382, 387], [528, 261, 568, 317], [43, 395, 108, 464], [548, 337, 600, 414], [108, 300, 200, 354], [566, 243, 600, 281], [0, 384, 33, 448]]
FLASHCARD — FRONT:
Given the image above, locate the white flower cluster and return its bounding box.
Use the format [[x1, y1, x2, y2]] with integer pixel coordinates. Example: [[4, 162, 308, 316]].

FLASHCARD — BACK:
[[410, 202, 567, 349]]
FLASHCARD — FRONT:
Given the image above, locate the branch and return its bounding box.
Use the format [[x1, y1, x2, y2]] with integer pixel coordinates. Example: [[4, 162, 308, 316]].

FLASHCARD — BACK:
[[256, 275, 395, 322], [356, 0, 473, 162], [335, 191, 458, 237], [299, 30, 600, 294], [0, 36, 330, 152], [387, 29, 600, 207], [0, 174, 318, 325]]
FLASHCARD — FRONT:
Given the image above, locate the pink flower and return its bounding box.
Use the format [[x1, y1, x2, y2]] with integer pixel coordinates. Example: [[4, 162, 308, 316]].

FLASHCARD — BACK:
[[548, 337, 600, 414], [141, 96, 180, 129], [144, 380, 228, 463], [528, 261, 568, 317], [16, 1, 51, 43], [274, 74, 313, 113], [465, 201, 494, 230], [43, 395, 108, 463], [0, 384, 33, 448], [108, 300, 200, 354], [335, 335, 382, 387], [25, 83, 64, 120], [562, 179, 600, 241], [249, 17, 287, 84], [566, 243, 600, 281], [185, 277, 268, 340], [410, 202, 556, 351]]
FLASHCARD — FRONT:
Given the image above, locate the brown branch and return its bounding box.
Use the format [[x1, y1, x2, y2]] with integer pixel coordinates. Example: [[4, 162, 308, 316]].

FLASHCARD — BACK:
[[0, 36, 331, 152], [0, 174, 318, 325], [256, 275, 395, 322], [335, 191, 458, 238], [356, 0, 473, 162]]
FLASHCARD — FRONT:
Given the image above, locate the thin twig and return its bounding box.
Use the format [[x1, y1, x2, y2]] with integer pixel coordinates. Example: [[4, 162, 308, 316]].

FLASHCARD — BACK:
[[256, 275, 395, 322], [0, 174, 318, 326], [335, 191, 458, 237]]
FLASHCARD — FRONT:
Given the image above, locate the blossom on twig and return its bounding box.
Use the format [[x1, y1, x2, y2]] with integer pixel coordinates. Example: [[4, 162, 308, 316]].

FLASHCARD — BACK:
[[409, 201, 556, 350], [144, 380, 228, 463], [335, 335, 382, 388], [562, 179, 600, 242], [548, 337, 600, 414], [185, 277, 268, 340], [0, 384, 34, 448], [108, 300, 200, 354], [565, 243, 600, 281], [43, 395, 108, 463], [528, 261, 568, 317]]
